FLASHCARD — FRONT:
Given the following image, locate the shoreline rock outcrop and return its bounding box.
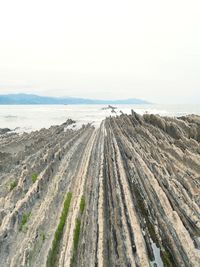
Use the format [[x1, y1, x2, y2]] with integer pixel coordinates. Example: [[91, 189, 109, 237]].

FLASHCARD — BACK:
[[0, 113, 199, 266]]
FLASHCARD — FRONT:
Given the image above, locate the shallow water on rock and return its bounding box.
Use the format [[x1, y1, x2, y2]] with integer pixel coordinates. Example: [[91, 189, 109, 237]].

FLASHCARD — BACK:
[[150, 239, 164, 267]]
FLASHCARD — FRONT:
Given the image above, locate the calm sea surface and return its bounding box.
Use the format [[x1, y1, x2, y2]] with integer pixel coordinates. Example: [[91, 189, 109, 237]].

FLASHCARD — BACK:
[[0, 104, 199, 133]]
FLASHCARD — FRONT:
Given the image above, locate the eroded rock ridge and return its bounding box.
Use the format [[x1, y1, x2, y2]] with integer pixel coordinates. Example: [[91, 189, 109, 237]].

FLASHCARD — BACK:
[[0, 113, 200, 267]]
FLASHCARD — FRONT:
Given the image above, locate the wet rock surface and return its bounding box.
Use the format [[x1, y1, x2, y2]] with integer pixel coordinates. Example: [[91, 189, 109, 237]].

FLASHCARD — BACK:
[[0, 128, 11, 135], [0, 114, 200, 267]]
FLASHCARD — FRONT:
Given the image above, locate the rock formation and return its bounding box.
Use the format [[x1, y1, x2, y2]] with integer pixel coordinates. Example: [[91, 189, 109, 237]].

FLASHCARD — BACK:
[[0, 113, 199, 266]]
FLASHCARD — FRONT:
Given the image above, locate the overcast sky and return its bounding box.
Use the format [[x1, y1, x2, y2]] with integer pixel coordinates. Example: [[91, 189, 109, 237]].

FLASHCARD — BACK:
[[0, 0, 200, 103]]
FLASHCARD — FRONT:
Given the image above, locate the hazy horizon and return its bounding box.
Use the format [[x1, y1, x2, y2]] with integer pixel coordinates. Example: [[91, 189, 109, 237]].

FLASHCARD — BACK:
[[0, 92, 150, 101], [0, 1, 200, 104]]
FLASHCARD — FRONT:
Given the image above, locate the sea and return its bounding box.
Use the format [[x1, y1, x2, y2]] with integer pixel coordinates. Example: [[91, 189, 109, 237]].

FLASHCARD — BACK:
[[0, 104, 199, 133]]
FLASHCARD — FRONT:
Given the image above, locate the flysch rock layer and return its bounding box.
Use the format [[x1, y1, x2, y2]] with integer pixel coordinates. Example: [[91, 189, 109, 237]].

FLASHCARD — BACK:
[[0, 113, 200, 267]]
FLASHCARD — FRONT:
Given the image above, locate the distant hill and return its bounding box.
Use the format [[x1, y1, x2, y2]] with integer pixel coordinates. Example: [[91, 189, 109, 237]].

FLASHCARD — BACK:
[[0, 94, 150, 105]]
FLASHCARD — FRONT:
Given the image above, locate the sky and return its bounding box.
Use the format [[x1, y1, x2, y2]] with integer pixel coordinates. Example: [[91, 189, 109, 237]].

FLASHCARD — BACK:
[[0, 0, 200, 104]]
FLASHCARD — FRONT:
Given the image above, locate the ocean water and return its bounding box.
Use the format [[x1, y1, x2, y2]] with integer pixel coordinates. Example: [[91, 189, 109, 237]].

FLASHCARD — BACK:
[[0, 104, 199, 133]]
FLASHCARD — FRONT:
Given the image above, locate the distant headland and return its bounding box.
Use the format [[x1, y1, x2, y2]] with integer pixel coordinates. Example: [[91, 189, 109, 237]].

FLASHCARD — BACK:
[[0, 93, 150, 105]]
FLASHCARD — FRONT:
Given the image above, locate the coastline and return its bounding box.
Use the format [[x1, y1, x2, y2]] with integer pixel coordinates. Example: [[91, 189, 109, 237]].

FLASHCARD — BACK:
[[0, 112, 200, 266], [1, 103, 200, 134]]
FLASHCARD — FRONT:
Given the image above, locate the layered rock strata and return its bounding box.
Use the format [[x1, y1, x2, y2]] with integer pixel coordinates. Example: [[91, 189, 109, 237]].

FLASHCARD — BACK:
[[0, 113, 200, 267]]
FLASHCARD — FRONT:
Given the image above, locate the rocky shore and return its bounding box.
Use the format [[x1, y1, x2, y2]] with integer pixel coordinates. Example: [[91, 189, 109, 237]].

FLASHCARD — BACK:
[[0, 112, 200, 267]]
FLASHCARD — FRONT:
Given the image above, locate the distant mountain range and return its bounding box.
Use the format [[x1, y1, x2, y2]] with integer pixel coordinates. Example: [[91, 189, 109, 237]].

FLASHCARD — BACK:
[[0, 94, 150, 105]]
